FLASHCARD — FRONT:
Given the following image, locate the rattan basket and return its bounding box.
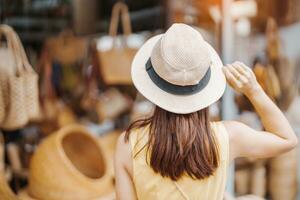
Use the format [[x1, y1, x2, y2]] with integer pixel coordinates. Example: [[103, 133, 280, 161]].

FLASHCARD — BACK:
[[269, 148, 297, 200]]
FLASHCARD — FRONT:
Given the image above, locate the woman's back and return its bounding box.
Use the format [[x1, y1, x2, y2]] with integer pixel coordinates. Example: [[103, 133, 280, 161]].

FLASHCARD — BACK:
[[114, 24, 297, 200], [129, 122, 229, 200]]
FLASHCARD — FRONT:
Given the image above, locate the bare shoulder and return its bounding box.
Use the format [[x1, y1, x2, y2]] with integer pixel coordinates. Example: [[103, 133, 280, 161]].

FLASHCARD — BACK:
[[222, 120, 253, 132], [222, 120, 247, 132], [115, 132, 133, 173], [116, 132, 132, 162], [221, 120, 252, 142], [220, 120, 253, 160]]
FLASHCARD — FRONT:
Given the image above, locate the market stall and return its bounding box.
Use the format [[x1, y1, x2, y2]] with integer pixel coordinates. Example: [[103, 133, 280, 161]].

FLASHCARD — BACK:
[[0, 0, 299, 199]]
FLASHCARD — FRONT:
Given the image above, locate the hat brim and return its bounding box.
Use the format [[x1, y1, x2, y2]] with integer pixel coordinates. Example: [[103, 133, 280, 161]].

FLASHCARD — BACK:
[[131, 34, 226, 114]]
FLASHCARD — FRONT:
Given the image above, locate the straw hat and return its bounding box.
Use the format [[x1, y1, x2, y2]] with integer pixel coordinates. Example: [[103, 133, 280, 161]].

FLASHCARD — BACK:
[[131, 23, 226, 114]]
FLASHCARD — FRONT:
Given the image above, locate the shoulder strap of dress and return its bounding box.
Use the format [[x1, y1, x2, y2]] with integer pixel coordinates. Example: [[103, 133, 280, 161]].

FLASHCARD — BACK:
[[173, 182, 190, 200], [129, 126, 149, 155], [211, 121, 230, 163]]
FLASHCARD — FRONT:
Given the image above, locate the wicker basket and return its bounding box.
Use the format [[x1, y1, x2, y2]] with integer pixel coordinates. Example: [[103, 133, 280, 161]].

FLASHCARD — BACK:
[[269, 148, 297, 200], [18, 189, 37, 200], [19, 189, 116, 200], [28, 125, 113, 200]]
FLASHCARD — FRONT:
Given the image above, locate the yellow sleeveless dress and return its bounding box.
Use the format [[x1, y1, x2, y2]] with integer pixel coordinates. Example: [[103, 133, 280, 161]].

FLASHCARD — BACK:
[[129, 121, 229, 200]]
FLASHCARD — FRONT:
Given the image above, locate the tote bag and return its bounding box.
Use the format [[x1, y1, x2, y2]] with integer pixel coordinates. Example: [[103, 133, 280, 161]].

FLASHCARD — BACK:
[[13, 30, 40, 120], [46, 30, 87, 65], [97, 2, 137, 85], [0, 26, 18, 124], [0, 25, 40, 130], [0, 25, 28, 130]]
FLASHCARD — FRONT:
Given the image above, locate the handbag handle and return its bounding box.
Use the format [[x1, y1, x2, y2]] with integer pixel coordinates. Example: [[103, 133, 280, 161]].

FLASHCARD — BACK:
[[108, 2, 132, 37], [10, 30, 34, 73], [59, 29, 74, 38], [58, 29, 76, 45], [0, 25, 24, 75]]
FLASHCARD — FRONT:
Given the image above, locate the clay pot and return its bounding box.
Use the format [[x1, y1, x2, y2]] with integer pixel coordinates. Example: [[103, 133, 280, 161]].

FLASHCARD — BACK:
[[18, 189, 37, 200], [19, 189, 116, 200], [28, 125, 113, 200]]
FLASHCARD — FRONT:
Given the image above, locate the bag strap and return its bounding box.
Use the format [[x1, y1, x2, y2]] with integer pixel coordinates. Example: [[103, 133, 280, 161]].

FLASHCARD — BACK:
[[10, 30, 34, 73], [0, 25, 24, 75], [58, 29, 76, 45], [108, 2, 132, 37]]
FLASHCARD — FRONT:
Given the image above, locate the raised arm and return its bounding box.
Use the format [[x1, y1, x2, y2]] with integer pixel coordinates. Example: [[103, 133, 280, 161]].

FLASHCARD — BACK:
[[222, 62, 298, 160]]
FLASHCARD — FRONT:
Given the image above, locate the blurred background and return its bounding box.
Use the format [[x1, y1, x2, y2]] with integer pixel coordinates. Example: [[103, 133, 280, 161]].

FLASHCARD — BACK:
[[0, 0, 299, 199]]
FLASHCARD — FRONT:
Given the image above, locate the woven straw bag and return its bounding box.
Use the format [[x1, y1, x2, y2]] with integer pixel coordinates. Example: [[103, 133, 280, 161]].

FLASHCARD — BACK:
[[46, 30, 87, 65], [98, 2, 136, 85], [0, 25, 40, 130], [96, 88, 132, 121], [13, 30, 40, 121], [28, 125, 113, 200], [0, 25, 28, 130], [0, 25, 18, 124]]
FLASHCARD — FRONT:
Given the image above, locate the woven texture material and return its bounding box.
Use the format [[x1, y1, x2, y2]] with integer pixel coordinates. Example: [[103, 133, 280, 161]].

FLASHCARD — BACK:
[[14, 34, 40, 120], [131, 24, 226, 114], [151, 24, 211, 86], [28, 125, 114, 200], [98, 2, 136, 85], [0, 24, 40, 130], [269, 148, 297, 200], [46, 30, 87, 65]]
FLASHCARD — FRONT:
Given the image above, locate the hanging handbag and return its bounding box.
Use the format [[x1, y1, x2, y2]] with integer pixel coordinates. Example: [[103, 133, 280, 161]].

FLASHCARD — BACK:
[[97, 2, 138, 85], [46, 30, 88, 65], [0, 26, 17, 124], [13, 30, 40, 121], [0, 25, 40, 130], [0, 25, 28, 130], [96, 88, 132, 121]]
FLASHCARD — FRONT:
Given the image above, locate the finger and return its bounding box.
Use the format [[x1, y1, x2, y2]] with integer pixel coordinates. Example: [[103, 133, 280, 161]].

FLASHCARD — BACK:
[[238, 74, 248, 84], [233, 62, 247, 74], [234, 64, 251, 79], [223, 67, 242, 88], [230, 65, 248, 84], [236, 62, 252, 73], [228, 64, 242, 78]]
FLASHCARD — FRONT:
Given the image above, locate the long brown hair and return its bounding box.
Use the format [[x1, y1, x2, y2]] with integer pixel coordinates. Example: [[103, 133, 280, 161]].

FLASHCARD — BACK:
[[125, 106, 219, 181]]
